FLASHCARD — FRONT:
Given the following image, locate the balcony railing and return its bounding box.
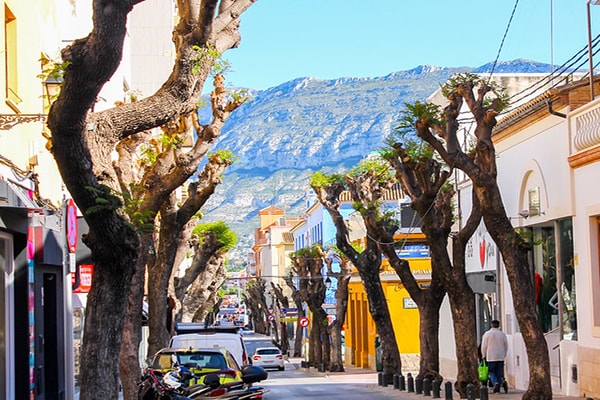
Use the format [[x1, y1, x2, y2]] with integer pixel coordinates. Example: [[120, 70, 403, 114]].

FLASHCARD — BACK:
[[572, 99, 600, 152]]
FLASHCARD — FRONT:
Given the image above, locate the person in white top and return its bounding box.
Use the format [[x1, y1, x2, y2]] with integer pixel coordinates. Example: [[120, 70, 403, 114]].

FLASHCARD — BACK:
[[481, 319, 508, 393]]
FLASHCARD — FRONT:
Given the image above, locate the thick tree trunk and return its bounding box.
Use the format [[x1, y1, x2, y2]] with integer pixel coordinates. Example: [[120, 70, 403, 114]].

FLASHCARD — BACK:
[[417, 297, 442, 379], [77, 237, 138, 400], [328, 268, 350, 372], [411, 75, 553, 399], [120, 235, 153, 400], [147, 216, 180, 358], [477, 186, 551, 399], [355, 253, 401, 381], [314, 180, 402, 378], [292, 295, 305, 357]]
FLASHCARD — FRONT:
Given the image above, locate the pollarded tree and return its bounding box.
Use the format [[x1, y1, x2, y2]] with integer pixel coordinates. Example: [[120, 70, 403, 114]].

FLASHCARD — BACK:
[[284, 273, 308, 357], [380, 135, 483, 396], [410, 73, 551, 400], [46, 1, 256, 397], [270, 282, 290, 354], [322, 247, 353, 372], [244, 279, 269, 335], [311, 166, 402, 382], [174, 220, 238, 325], [120, 143, 236, 398], [289, 246, 330, 369]]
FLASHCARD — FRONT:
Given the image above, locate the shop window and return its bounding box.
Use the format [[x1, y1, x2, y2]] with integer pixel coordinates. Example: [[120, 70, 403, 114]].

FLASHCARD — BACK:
[[531, 219, 576, 339]]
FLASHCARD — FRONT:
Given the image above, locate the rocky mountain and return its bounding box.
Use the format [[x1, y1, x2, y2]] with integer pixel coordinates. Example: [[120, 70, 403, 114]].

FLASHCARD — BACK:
[[198, 59, 557, 261]]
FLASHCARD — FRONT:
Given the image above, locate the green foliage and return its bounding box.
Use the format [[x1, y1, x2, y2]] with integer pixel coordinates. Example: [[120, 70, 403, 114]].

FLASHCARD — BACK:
[[158, 132, 184, 150], [348, 155, 394, 183], [120, 184, 156, 232], [230, 89, 250, 104], [441, 72, 510, 112], [192, 45, 230, 76], [139, 143, 158, 164], [192, 220, 238, 251], [83, 185, 122, 215], [138, 132, 185, 166], [309, 171, 346, 189], [212, 149, 238, 164], [395, 101, 443, 135], [37, 54, 70, 103], [387, 101, 441, 161], [84, 184, 156, 233], [514, 227, 542, 250], [290, 245, 321, 259]]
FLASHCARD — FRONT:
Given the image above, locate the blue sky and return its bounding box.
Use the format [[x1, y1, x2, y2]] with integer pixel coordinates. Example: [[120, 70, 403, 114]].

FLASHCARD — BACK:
[[221, 0, 598, 91]]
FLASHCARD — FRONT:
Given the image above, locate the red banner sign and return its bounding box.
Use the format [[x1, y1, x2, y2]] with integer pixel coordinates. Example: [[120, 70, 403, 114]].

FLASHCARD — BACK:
[[72, 264, 94, 293]]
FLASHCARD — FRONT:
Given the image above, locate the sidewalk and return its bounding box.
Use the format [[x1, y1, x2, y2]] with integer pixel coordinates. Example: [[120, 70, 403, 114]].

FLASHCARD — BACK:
[[290, 357, 587, 400]]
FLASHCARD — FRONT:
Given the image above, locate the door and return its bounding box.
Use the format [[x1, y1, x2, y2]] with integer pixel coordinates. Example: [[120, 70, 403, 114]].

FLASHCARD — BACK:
[[34, 265, 65, 400]]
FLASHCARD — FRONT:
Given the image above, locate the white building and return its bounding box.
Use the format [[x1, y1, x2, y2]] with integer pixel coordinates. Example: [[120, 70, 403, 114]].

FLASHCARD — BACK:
[[440, 73, 600, 398]]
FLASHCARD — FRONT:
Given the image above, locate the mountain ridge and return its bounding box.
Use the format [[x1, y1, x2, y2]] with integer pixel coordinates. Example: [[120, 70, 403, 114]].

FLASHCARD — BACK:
[[199, 59, 559, 261]]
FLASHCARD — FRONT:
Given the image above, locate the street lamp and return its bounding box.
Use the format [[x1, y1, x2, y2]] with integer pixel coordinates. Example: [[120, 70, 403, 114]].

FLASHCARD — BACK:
[[0, 76, 62, 130], [587, 0, 600, 100]]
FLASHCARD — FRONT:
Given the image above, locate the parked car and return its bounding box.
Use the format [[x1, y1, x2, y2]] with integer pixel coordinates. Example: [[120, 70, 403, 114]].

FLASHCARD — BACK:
[[149, 347, 243, 386], [251, 347, 285, 371], [169, 324, 250, 367], [242, 332, 276, 359]]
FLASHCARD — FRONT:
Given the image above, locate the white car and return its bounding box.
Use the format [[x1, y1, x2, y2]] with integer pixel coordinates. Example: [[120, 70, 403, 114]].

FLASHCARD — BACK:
[[252, 347, 285, 371]]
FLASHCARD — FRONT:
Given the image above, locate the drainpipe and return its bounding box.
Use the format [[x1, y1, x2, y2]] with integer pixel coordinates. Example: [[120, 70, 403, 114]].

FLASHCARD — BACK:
[[546, 99, 566, 119]]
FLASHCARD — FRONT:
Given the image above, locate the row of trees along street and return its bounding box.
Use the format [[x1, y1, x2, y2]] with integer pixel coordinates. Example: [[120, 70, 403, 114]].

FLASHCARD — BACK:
[[44, 1, 550, 399]]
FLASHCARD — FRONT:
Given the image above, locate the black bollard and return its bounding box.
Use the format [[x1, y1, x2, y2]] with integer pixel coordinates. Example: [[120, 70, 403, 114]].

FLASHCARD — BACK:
[[432, 380, 441, 398], [382, 373, 388, 387], [407, 373, 415, 392], [399, 374, 406, 391], [444, 381, 453, 400], [423, 378, 431, 396], [415, 377, 423, 394], [393, 374, 400, 390], [466, 383, 475, 400], [480, 386, 489, 400], [378, 372, 384, 386]]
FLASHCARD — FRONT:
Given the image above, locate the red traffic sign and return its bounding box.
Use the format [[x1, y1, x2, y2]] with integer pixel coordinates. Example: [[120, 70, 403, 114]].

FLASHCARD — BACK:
[[298, 317, 310, 328]]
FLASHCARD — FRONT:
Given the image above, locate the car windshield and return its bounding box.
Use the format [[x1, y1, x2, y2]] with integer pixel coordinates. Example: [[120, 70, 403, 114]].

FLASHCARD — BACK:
[[180, 353, 226, 369], [152, 351, 226, 370]]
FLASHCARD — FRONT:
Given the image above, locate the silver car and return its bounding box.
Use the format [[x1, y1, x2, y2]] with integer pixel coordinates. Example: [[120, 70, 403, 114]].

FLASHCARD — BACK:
[[251, 347, 285, 371]]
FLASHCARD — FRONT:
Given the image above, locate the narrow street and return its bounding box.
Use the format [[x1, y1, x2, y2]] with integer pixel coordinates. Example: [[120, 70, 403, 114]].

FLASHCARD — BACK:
[[261, 358, 398, 399]]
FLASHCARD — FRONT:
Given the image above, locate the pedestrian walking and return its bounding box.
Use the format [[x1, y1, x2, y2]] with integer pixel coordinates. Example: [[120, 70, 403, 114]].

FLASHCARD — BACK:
[[481, 320, 509, 393]]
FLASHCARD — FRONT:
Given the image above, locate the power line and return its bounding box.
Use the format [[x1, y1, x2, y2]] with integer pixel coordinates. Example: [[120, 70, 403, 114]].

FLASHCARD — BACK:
[[488, 0, 521, 81]]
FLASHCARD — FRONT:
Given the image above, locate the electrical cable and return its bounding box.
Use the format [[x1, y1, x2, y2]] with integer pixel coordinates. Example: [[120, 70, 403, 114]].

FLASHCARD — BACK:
[[487, 0, 521, 82]]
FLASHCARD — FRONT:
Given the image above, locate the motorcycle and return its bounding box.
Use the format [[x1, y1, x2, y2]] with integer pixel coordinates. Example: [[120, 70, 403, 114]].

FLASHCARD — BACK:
[[138, 364, 268, 400], [187, 365, 269, 400], [138, 366, 197, 400]]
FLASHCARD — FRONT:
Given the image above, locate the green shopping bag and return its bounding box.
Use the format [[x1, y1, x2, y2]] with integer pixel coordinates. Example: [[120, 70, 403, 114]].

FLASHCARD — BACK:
[[478, 360, 489, 382]]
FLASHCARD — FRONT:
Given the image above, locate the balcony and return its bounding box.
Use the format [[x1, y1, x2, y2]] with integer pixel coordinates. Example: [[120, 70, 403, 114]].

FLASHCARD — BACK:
[[569, 98, 600, 168]]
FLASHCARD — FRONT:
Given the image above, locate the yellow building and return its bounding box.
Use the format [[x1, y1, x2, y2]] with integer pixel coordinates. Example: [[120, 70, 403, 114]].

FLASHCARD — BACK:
[[344, 235, 431, 373]]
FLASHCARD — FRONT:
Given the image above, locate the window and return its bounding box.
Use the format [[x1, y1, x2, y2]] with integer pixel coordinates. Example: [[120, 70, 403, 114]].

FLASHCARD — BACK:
[[531, 219, 576, 339], [4, 6, 19, 109]]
